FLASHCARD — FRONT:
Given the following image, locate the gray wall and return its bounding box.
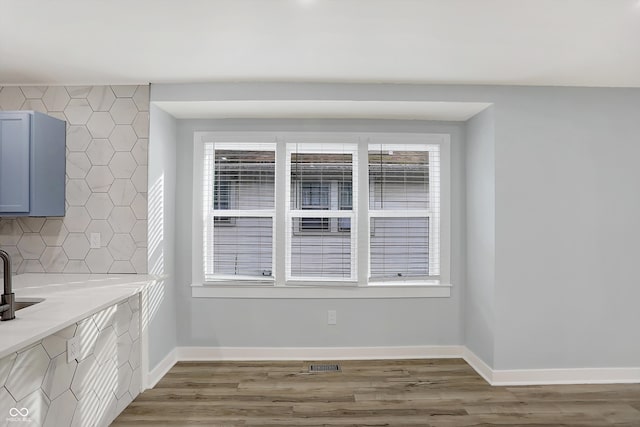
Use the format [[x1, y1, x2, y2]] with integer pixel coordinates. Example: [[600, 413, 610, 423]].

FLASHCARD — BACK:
[[464, 106, 495, 366], [174, 119, 466, 348], [147, 104, 177, 368], [493, 88, 640, 369], [152, 82, 640, 371]]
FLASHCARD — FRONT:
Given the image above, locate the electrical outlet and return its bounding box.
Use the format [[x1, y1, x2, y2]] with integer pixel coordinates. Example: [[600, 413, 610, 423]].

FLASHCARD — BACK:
[[67, 336, 80, 363], [90, 233, 101, 249], [327, 310, 337, 325]]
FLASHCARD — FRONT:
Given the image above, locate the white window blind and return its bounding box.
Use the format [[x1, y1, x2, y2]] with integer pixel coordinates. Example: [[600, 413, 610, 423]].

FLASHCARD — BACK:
[[286, 143, 358, 281], [203, 143, 276, 281], [368, 144, 440, 281]]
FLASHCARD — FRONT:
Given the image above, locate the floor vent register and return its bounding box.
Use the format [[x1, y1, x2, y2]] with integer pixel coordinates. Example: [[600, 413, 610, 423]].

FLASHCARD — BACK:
[[308, 364, 341, 372]]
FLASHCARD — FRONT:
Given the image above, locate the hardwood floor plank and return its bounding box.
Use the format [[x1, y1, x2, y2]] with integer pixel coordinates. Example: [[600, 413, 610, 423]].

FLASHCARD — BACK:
[[136, 388, 357, 403], [111, 359, 640, 426]]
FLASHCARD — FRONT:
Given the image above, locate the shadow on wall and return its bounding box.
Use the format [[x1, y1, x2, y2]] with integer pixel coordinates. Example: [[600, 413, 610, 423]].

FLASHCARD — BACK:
[[143, 174, 165, 331]]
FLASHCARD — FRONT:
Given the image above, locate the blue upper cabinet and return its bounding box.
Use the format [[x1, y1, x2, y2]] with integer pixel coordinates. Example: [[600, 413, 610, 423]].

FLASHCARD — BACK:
[[0, 111, 66, 217], [0, 113, 31, 213]]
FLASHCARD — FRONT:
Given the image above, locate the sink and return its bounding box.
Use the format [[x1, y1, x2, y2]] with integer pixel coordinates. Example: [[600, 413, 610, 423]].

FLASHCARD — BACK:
[[14, 298, 45, 311]]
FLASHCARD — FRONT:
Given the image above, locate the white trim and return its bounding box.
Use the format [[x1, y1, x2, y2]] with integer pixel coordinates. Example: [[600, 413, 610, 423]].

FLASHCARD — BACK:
[[145, 348, 178, 390], [368, 209, 432, 218], [439, 138, 451, 281], [143, 345, 640, 389], [461, 347, 640, 386], [285, 141, 360, 153], [206, 275, 275, 282], [428, 144, 441, 277], [211, 209, 274, 217], [491, 367, 640, 386], [289, 210, 355, 218], [191, 283, 451, 298], [176, 345, 463, 361], [462, 347, 494, 384], [192, 133, 206, 286], [212, 142, 276, 151], [285, 278, 359, 285]]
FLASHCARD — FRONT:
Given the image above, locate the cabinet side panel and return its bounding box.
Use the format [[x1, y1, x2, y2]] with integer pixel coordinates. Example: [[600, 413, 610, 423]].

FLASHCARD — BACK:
[[0, 113, 31, 213], [30, 112, 66, 216]]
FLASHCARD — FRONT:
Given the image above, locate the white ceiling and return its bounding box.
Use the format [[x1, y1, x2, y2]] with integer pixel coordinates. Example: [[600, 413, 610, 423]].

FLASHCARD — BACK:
[[1, 0, 640, 87]]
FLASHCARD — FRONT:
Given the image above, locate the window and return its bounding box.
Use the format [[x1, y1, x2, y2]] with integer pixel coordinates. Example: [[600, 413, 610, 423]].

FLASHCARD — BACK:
[[193, 133, 450, 296], [202, 143, 276, 281], [368, 144, 439, 281], [287, 143, 357, 280]]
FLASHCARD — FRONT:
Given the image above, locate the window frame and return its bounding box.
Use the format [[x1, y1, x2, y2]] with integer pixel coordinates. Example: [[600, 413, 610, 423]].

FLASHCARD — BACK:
[[201, 140, 277, 283], [367, 143, 440, 282], [192, 132, 451, 298], [285, 141, 358, 283]]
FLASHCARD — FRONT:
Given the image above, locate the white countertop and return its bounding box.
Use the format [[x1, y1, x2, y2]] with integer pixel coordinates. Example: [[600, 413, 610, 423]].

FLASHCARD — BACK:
[[0, 273, 158, 359]]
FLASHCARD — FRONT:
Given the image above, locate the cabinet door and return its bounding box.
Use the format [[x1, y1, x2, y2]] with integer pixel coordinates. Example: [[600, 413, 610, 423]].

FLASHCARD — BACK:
[[0, 113, 31, 213]]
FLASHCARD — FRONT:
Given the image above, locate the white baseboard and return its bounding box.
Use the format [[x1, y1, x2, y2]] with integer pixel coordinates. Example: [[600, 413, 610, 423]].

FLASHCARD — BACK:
[[177, 345, 464, 361], [144, 345, 640, 388], [491, 367, 640, 386], [145, 348, 178, 389], [461, 347, 640, 386], [462, 347, 493, 384]]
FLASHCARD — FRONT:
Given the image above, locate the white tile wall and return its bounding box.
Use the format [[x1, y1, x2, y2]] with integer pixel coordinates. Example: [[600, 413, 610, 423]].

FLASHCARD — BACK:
[[0, 85, 149, 274], [0, 296, 142, 427]]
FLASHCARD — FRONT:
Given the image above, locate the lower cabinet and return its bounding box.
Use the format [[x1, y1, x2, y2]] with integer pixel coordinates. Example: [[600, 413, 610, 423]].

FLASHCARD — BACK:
[[0, 294, 141, 427]]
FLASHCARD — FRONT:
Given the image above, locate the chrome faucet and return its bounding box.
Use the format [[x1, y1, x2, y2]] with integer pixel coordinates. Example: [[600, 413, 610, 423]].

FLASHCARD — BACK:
[[0, 249, 15, 321]]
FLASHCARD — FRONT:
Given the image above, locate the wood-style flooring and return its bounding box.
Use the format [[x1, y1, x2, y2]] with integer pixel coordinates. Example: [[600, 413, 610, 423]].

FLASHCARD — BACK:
[[112, 359, 640, 426]]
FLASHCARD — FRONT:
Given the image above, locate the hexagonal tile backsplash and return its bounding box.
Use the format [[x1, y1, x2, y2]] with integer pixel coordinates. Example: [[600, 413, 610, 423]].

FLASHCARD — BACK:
[[0, 85, 148, 274], [0, 296, 141, 427]]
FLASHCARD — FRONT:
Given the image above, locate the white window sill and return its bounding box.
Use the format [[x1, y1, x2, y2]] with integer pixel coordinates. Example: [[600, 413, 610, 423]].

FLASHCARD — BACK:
[[191, 282, 451, 299]]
